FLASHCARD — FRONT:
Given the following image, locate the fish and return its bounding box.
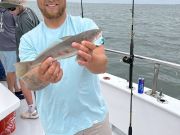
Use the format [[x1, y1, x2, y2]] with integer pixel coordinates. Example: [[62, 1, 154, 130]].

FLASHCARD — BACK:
[[15, 29, 102, 78]]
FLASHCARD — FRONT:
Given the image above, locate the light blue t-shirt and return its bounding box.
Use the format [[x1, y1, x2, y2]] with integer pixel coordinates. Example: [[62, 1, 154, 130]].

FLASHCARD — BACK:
[[19, 14, 108, 135]]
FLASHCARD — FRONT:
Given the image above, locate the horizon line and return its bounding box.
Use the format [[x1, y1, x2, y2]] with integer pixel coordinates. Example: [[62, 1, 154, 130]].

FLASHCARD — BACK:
[[67, 2, 180, 5]]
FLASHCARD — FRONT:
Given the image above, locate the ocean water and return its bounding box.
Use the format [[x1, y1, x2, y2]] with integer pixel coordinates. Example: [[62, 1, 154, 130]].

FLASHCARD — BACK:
[[26, 2, 180, 99]]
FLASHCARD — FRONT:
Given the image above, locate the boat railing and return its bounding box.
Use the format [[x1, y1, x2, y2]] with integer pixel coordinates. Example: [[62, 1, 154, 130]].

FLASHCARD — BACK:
[[105, 48, 180, 100]]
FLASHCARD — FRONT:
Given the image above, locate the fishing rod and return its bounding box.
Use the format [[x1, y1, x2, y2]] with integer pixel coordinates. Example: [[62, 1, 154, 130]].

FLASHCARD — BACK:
[[80, 0, 135, 134], [122, 0, 135, 135], [80, 0, 84, 18]]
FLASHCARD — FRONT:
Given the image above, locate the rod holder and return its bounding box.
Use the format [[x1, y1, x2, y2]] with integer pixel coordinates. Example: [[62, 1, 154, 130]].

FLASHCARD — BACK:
[[151, 63, 160, 95]]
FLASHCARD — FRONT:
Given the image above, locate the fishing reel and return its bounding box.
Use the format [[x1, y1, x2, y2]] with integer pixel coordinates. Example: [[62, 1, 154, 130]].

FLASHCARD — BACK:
[[122, 55, 134, 64]]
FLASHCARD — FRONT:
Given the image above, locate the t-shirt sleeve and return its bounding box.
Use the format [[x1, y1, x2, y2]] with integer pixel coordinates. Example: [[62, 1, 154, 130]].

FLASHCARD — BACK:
[[19, 9, 39, 35], [20, 15, 36, 34], [81, 18, 105, 46], [19, 35, 37, 62]]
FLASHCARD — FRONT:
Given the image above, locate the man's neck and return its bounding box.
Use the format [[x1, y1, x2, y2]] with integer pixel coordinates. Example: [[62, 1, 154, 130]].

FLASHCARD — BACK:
[[44, 12, 67, 29]]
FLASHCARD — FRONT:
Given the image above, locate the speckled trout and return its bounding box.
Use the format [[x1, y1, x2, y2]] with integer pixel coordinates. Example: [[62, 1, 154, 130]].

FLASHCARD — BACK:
[[15, 29, 102, 78]]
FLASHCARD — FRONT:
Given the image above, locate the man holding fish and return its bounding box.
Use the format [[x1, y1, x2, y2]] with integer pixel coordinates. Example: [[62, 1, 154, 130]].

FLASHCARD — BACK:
[[17, 0, 111, 134]]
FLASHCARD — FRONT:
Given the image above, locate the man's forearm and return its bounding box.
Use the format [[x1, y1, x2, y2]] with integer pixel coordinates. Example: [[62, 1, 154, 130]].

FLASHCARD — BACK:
[[86, 45, 108, 74], [87, 53, 108, 74]]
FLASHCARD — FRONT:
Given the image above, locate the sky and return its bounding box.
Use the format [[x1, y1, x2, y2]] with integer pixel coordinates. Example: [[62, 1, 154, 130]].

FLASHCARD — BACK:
[[67, 0, 180, 4]]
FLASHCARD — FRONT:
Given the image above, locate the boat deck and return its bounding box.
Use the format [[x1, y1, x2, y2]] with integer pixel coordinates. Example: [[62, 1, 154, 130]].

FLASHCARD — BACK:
[[12, 99, 45, 135]]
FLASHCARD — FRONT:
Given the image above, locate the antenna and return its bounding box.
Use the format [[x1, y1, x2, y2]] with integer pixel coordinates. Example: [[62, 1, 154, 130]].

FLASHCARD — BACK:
[[122, 0, 135, 135]]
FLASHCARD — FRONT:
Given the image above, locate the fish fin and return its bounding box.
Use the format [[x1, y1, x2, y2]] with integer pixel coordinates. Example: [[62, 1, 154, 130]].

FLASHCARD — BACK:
[[60, 36, 72, 41], [15, 61, 32, 78]]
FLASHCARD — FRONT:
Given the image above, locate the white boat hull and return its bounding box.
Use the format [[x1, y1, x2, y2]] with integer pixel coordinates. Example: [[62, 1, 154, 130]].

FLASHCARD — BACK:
[[100, 73, 180, 135]]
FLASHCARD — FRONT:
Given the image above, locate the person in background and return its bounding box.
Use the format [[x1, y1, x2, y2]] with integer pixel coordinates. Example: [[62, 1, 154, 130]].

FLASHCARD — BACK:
[[0, 6, 22, 98], [18, 0, 111, 134], [0, 0, 40, 119]]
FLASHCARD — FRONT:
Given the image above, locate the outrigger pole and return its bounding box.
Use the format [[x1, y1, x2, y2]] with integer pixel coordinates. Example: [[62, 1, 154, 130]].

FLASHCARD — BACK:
[[123, 0, 135, 135]]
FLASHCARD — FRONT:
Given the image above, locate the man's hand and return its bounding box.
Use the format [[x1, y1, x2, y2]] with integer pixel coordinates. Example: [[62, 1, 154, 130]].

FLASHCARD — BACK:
[[21, 57, 63, 90], [72, 41, 107, 74], [38, 57, 63, 83]]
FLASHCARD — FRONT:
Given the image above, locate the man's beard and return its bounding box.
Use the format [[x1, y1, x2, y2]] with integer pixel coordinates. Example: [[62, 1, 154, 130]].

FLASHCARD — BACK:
[[39, 5, 66, 19]]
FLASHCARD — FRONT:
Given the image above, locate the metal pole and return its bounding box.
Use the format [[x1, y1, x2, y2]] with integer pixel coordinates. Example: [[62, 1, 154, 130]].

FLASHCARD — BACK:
[[151, 63, 160, 95]]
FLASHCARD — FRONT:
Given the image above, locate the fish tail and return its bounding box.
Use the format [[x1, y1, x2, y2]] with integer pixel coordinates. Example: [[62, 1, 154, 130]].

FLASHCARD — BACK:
[[15, 61, 32, 78]]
